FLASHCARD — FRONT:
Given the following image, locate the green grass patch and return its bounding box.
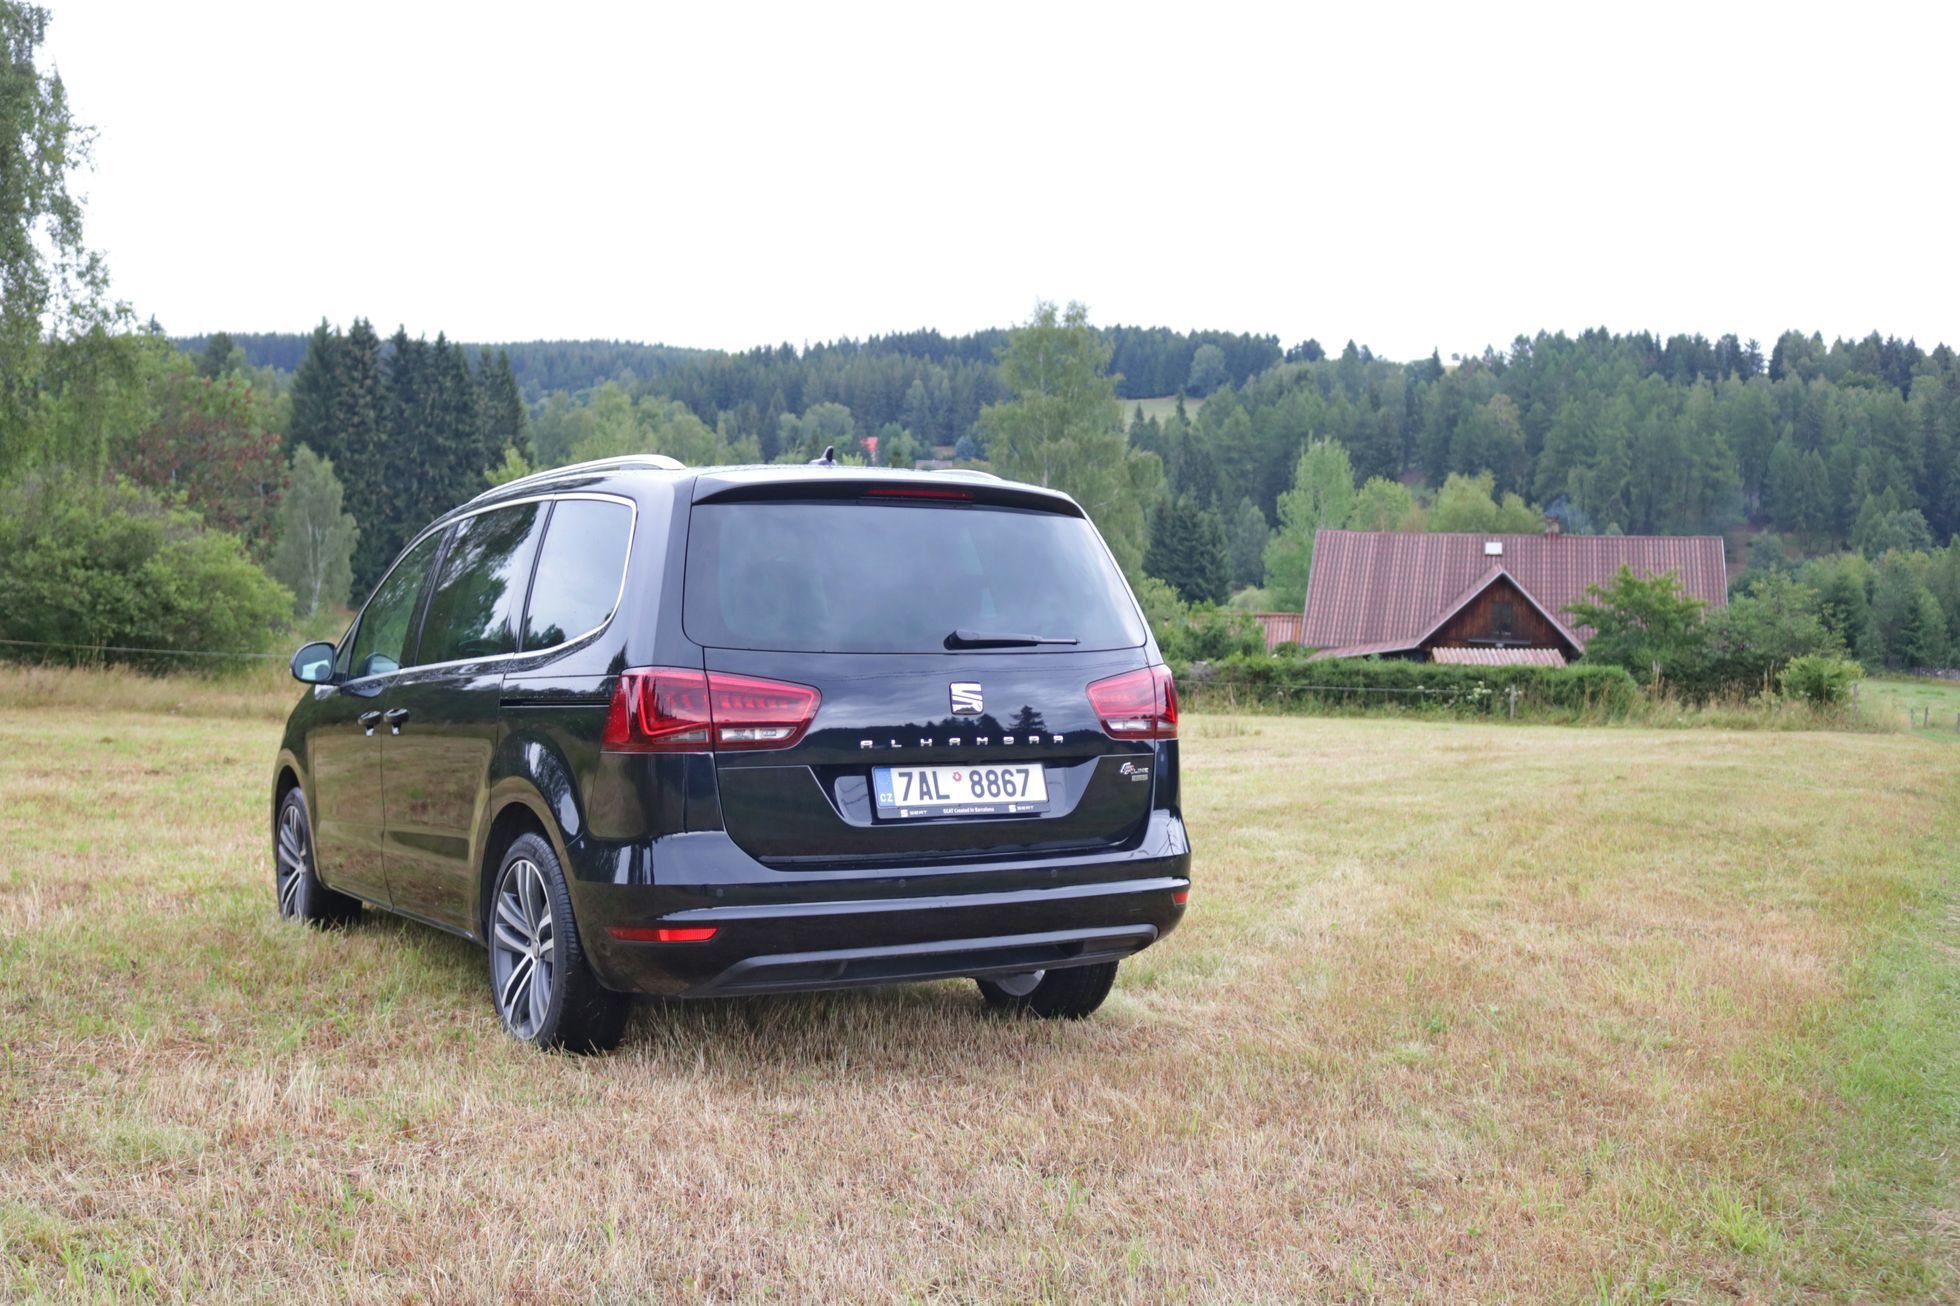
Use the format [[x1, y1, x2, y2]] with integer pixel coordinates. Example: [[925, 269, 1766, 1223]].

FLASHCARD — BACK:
[[1860, 675, 1960, 743]]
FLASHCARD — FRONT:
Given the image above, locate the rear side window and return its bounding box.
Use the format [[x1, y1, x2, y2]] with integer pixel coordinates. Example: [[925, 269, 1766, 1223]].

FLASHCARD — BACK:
[[683, 500, 1145, 653], [343, 529, 444, 678], [523, 499, 634, 649], [418, 503, 546, 665]]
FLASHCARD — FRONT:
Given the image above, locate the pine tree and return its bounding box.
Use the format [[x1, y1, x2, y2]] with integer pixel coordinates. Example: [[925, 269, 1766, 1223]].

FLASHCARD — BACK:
[[476, 347, 528, 462], [337, 320, 389, 590], [197, 331, 238, 379], [288, 319, 343, 463], [378, 327, 431, 584], [1144, 496, 1229, 604], [1191, 501, 1230, 603], [423, 334, 482, 525], [1869, 556, 1944, 668]]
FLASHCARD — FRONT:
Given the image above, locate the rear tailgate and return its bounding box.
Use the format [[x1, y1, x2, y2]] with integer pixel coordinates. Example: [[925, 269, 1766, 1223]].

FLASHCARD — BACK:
[[682, 475, 1163, 869]]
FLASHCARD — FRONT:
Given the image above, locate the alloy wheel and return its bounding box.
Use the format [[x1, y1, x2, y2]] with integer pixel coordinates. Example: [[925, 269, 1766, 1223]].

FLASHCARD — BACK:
[[491, 858, 556, 1039], [275, 801, 309, 918]]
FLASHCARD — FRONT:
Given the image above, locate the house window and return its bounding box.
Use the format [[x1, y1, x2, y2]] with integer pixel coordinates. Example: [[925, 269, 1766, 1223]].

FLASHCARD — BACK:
[[1492, 599, 1517, 640]]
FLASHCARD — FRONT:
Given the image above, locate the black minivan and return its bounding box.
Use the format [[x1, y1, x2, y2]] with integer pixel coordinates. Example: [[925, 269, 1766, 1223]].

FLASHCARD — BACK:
[[272, 457, 1189, 1050]]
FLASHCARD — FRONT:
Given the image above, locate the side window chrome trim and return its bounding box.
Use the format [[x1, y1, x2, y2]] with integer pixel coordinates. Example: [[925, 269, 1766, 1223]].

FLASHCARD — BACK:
[[338, 491, 638, 684]]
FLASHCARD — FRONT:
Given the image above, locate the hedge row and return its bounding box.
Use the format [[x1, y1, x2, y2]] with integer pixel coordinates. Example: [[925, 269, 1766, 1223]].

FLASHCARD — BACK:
[[1171, 655, 1642, 717]]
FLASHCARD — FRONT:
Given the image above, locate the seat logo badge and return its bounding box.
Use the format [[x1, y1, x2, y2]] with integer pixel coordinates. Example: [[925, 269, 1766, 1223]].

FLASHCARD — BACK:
[[950, 682, 983, 716]]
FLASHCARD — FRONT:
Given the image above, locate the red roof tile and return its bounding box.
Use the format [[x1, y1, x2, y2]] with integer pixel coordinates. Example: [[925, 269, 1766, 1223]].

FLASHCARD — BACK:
[[1302, 530, 1727, 656], [1246, 612, 1305, 652]]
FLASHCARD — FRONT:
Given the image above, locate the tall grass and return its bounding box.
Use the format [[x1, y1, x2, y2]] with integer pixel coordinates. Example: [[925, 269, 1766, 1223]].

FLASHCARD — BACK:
[[0, 661, 298, 721]]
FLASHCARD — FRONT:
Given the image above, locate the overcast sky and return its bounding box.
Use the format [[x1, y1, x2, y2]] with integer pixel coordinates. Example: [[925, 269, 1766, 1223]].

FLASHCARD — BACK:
[[41, 1, 1959, 362]]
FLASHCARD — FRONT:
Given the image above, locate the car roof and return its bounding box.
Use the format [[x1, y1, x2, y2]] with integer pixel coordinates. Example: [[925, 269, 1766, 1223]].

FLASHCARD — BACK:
[[461, 457, 1075, 518]]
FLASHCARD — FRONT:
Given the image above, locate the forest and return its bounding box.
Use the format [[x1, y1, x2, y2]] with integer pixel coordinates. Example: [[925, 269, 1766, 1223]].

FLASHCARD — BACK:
[[3, 1, 1958, 684], [180, 321, 1958, 560]]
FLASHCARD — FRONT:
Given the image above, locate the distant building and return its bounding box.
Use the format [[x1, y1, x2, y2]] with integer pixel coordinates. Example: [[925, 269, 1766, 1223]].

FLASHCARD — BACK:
[[1301, 529, 1727, 664], [1245, 612, 1305, 653]]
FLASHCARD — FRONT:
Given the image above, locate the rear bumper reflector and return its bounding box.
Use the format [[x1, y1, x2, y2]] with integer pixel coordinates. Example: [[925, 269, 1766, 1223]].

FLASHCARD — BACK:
[[608, 926, 720, 943]]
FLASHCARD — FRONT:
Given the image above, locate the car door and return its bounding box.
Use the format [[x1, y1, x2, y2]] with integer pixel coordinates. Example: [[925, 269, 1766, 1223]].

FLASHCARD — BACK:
[[307, 528, 446, 905], [381, 502, 548, 932]]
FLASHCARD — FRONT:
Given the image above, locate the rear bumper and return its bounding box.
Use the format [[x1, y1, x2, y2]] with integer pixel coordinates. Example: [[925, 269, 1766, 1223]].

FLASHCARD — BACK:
[[566, 822, 1189, 997], [684, 924, 1159, 997]]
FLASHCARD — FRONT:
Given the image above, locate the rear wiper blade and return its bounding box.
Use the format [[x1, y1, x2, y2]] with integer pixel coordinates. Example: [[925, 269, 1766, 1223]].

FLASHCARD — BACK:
[[945, 629, 1079, 649]]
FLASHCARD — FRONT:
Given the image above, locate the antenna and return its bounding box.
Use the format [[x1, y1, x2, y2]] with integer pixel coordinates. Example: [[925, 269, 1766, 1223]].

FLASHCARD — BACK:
[[809, 445, 838, 467]]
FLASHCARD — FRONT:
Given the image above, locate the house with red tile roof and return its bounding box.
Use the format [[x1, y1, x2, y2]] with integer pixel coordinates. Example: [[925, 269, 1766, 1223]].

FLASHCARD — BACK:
[[1301, 529, 1728, 664], [1244, 612, 1305, 652]]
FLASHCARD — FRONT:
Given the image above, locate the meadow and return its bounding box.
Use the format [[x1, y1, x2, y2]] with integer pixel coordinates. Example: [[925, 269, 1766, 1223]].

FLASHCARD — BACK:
[[0, 667, 1954, 1301], [1120, 394, 1205, 426], [1860, 675, 1960, 745]]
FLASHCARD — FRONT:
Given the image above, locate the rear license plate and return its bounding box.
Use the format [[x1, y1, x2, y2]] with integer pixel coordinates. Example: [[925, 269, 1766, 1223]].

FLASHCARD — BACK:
[[872, 763, 1049, 819]]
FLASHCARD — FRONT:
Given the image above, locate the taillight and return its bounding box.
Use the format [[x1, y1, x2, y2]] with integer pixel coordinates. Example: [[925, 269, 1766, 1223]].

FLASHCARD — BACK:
[[1086, 664, 1178, 739], [602, 668, 820, 753]]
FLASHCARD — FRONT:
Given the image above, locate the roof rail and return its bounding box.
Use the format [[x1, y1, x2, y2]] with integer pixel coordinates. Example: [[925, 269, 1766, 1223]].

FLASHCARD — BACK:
[[469, 454, 685, 503], [935, 467, 1002, 482]]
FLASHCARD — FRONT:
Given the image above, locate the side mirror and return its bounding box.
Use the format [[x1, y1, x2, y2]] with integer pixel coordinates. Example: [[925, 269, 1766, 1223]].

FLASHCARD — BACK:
[[291, 641, 337, 685]]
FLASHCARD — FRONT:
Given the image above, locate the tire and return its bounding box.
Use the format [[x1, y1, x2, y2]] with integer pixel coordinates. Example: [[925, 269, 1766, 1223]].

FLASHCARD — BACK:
[[976, 961, 1119, 1019], [273, 789, 362, 927], [487, 833, 629, 1053]]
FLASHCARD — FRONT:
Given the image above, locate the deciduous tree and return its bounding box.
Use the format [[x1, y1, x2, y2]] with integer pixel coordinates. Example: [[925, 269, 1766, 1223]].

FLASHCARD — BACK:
[[1566, 566, 1708, 688], [980, 302, 1160, 577], [270, 446, 358, 618], [1263, 439, 1355, 610], [0, 1, 112, 473]]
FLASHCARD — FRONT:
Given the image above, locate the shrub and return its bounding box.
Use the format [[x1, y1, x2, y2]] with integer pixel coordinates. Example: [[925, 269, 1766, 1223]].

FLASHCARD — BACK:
[[0, 475, 293, 669], [1171, 654, 1640, 718], [1158, 604, 1266, 663], [1778, 654, 1863, 706]]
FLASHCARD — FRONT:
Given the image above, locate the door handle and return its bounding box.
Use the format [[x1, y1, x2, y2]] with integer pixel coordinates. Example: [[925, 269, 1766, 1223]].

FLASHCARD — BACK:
[[382, 707, 411, 734], [358, 710, 383, 736]]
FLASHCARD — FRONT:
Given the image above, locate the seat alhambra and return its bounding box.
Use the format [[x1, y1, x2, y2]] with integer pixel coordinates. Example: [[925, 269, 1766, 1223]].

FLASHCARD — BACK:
[[272, 456, 1189, 1050]]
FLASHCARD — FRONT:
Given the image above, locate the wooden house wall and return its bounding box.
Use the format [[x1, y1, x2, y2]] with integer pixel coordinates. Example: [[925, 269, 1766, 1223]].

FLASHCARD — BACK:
[[1423, 577, 1574, 653]]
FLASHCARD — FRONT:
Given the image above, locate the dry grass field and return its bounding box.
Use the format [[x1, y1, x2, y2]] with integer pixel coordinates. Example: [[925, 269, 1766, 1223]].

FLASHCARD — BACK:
[[0, 666, 1955, 1301]]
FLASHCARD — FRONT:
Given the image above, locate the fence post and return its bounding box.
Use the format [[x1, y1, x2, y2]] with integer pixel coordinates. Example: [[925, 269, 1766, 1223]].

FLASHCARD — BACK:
[[1507, 684, 1517, 720]]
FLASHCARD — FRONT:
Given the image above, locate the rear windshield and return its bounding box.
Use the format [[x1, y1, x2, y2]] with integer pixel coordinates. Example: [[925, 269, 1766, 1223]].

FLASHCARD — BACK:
[[683, 499, 1145, 653]]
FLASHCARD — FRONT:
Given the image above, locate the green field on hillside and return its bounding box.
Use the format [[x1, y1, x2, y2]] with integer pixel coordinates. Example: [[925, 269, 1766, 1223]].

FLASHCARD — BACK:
[[0, 669, 1954, 1300], [1121, 393, 1204, 426], [1861, 675, 1960, 744]]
